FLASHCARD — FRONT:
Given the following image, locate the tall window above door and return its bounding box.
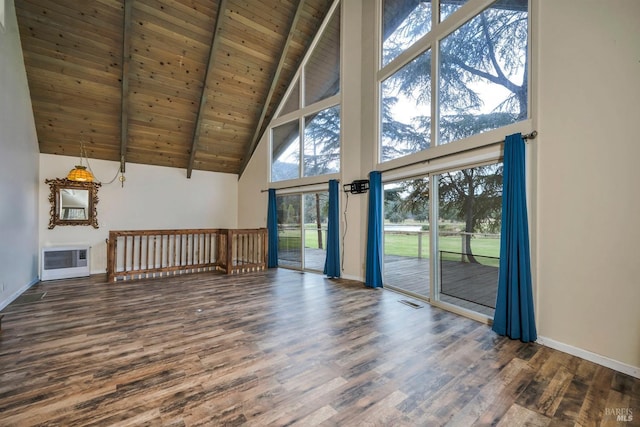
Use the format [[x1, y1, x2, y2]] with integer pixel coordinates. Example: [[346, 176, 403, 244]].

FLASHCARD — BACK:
[[382, 0, 432, 67], [271, 2, 341, 183], [379, 0, 529, 163]]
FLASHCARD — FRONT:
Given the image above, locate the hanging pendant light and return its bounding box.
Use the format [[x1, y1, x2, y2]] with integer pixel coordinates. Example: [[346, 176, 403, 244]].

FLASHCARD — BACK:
[[67, 141, 95, 182], [67, 165, 94, 182]]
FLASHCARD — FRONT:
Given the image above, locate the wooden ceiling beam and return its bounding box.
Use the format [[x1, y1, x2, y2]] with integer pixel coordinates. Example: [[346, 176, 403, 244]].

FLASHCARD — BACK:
[[15, 0, 335, 177], [187, 0, 228, 179], [238, 0, 306, 178], [119, 0, 133, 173]]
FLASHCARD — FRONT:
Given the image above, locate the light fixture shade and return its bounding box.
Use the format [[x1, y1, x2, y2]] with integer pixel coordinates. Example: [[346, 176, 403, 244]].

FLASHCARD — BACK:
[[67, 165, 94, 182]]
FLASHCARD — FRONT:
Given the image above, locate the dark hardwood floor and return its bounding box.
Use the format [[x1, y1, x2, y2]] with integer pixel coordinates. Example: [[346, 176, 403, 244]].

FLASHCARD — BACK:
[[0, 269, 638, 426]]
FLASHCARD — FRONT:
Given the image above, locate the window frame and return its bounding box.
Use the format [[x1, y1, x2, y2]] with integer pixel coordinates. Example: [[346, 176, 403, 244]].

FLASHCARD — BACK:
[[269, 0, 342, 184], [375, 0, 532, 169], [381, 152, 504, 322], [274, 186, 331, 272]]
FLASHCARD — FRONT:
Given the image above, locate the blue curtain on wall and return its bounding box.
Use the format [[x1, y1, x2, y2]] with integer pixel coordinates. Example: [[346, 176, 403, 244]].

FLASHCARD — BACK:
[[267, 188, 279, 268], [323, 180, 341, 278], [493, 133, 537, 342], [365, 171, 383, 288]]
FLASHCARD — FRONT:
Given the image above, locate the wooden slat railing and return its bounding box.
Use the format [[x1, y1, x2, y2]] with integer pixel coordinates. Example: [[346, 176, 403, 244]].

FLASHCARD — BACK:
[[107, 228, 267, 282], [226, 228, 268, 275]]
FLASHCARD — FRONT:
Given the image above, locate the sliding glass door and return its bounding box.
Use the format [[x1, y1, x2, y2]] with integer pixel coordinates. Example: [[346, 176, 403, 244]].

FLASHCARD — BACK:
[[303, 192, 329, 271], [276, 194, 302, 269], [276, 191, 329, 272], [381, 162, 503, 317], [383, 178, 430, 298], [436, 163, 502, 316]]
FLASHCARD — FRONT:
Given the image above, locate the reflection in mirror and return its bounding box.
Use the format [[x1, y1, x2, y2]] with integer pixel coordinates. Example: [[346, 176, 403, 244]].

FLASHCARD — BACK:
[[60, 189, 89, 220], [45, 178, 101, 229]]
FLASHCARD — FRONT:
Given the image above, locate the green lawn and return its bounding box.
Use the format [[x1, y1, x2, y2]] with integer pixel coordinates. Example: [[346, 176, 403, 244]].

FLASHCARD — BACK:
[[277, 227, 325, 251], [384, 233, 499, 258], [278, 226, 500, 267]]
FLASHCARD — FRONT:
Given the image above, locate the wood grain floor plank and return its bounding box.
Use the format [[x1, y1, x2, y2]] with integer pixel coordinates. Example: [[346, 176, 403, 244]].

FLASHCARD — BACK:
[[495, 403, 553, 427], [450, 358, 535, 426], [574, 365, 614, 427], [0, 270, 637, 426]]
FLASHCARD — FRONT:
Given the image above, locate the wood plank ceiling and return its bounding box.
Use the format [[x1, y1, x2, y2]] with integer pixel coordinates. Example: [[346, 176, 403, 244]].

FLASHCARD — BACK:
[[15, 0, 334, 177]]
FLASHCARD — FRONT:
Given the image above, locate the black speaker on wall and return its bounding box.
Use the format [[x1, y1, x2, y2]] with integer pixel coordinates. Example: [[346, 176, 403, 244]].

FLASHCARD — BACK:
[[343, 180, 369, 194]]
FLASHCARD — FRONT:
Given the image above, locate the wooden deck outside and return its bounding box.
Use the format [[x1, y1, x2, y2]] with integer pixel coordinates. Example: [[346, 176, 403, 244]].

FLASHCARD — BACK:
[[0, 269, 637, 425], [280, 249, 498, 317], [384, 255, 498, 317]]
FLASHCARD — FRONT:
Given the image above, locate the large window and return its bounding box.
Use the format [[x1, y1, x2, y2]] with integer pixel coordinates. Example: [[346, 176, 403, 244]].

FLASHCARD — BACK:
[[439, 2, 528, 144], [304, 106, 341, 176], [271, 121, 300, 182], [304, 10, 341, 107], [279, 79, 300, 117], [271, 3, 341, 182], [379, 0, 528, 162], [382, 0, 431, 67], [381, 50, 431, 162]]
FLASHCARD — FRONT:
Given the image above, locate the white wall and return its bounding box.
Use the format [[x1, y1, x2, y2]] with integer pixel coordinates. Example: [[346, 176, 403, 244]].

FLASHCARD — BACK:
[[536, 0, 640, 370], [237, 137, 268, 229], [0, 0, 40, 310], [39, 154, 238, 274]]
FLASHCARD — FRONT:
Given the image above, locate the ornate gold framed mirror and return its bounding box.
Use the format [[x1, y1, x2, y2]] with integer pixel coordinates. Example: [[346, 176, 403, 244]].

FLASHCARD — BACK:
[[45, 178, 101, 229]]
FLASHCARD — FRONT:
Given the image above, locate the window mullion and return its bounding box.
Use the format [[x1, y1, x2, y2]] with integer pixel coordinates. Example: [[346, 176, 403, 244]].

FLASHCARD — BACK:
[[299, 116, 305, 179], [300, 193, 306, 270], [430, 173, 439, 302], [300, 63, 306, 111], [432, 20, 439, 147]]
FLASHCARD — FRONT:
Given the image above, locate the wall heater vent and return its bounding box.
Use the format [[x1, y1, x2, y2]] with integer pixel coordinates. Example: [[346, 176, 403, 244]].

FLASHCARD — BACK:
[[41, 246, 90, 281]]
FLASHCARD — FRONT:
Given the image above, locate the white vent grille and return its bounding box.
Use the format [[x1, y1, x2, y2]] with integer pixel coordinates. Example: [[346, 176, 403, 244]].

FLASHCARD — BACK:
[[41, 246, 90, 281]]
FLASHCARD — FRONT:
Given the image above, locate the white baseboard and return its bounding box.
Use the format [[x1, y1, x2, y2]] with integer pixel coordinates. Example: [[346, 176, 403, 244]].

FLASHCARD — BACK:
[[0, 277, 40, 311], [327, 275, 640, 379], [537, 336, 640, 379]]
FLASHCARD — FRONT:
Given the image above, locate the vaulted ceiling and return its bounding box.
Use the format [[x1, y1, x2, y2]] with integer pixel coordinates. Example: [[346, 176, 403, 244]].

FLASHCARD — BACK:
[[15, 0, 334, 177]]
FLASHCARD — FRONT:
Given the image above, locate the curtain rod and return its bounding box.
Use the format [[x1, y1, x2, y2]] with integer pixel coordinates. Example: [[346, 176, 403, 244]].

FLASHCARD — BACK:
[[261, 179, 340, 193], [380, 130, 538, 175], [260, 131, 537, 192]]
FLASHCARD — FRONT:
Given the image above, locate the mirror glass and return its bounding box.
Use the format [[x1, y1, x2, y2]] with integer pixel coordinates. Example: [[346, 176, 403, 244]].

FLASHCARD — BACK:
[[45, 178, 101, 229], [59, 188, 89, 220]]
